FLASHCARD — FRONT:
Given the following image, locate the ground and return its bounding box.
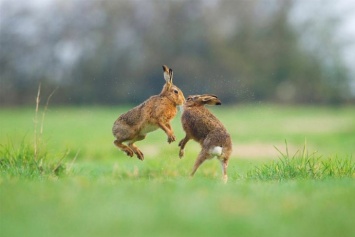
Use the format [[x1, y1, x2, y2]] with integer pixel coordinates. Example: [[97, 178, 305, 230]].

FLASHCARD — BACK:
[[0, 105, 354, 237]]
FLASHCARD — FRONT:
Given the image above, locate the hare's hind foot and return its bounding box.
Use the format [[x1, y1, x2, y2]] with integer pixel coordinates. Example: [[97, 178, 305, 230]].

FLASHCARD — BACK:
[[220, 159, 229, 183], [114, 140, 134, 157], [222, 175, 228, 184], [135, 151, 144, 160], [128, 143, 144, 161], [179, 149, 184, 158]]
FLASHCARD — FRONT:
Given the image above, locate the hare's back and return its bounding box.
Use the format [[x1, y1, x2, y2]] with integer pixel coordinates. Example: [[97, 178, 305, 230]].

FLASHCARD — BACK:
[[182, 110, 212, 140], [117, 105, 144, 126]]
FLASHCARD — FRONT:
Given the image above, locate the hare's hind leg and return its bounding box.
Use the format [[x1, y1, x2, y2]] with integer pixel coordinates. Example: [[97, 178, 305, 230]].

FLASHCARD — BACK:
[[220, 158, 229, 183], [218, 148, 231, 183], [191, 150, 211, 176], [113, 123, 136, 157], [128, 143, 144, 160], [128, 135, 146, 160], [114, 139, 134, 157]]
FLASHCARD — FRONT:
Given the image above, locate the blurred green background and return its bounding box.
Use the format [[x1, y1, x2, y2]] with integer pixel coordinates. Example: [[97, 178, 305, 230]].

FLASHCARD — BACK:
[[1, 0, 355, 106]]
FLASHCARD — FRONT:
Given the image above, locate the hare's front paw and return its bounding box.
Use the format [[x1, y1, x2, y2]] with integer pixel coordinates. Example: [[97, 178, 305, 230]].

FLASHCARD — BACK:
[[167, 134, 176, 143]]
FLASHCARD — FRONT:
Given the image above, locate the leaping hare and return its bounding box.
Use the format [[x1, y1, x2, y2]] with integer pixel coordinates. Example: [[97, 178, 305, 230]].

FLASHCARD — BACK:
[[178, 94, 232, 182], [112, 65, 185, 160]]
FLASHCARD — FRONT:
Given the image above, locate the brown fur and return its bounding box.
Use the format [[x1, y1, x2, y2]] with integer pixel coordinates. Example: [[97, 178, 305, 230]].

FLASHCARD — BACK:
[[178, 94, 232, 182], [112, 65, 185, 160]]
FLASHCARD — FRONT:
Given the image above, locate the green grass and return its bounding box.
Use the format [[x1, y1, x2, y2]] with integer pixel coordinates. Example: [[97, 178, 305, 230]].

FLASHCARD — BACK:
[[0, 105, 355, 237], [246, 141, 355, 181], [0, 140, 66, 179], [1, 178, 355, 237]]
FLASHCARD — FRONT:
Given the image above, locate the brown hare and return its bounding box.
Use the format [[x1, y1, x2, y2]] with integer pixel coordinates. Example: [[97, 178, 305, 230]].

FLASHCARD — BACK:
[[178, 94, 232, 182], [112, 65, 185, 160]]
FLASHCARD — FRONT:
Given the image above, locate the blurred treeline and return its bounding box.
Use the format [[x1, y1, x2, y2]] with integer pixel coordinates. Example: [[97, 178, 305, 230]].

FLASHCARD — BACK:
[[0, 0, 353, 106]]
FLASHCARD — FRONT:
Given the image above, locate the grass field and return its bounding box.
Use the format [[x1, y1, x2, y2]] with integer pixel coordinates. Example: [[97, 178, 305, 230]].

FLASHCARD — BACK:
[[0, 105, 355, 237]]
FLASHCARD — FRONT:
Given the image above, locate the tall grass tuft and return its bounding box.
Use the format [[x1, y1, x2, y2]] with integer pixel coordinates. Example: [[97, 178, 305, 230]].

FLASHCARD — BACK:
[[0, 140, 66, 179], [0, 84, 66, 180], [246, 141, 355, 181]]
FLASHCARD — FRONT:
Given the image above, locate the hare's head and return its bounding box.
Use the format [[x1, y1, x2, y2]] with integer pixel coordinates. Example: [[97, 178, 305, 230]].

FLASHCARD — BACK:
[[185, 94, 221, 107], [161, 65, 185, 106]]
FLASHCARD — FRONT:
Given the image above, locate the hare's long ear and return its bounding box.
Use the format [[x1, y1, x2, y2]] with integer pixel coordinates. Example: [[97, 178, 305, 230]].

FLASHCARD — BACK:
[[200, 94, 221, 105], [169, 69, 173, 84], [162, 65, 173, 86]]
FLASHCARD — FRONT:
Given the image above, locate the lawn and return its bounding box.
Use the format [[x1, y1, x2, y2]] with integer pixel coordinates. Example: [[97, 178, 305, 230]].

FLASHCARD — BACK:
[[0, 105, 354, 237]]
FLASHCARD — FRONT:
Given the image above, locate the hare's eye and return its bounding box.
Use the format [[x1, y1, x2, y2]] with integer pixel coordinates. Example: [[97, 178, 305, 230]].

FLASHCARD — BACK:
[[187, 97, 192, 101], [173, 89, 178, 94]]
